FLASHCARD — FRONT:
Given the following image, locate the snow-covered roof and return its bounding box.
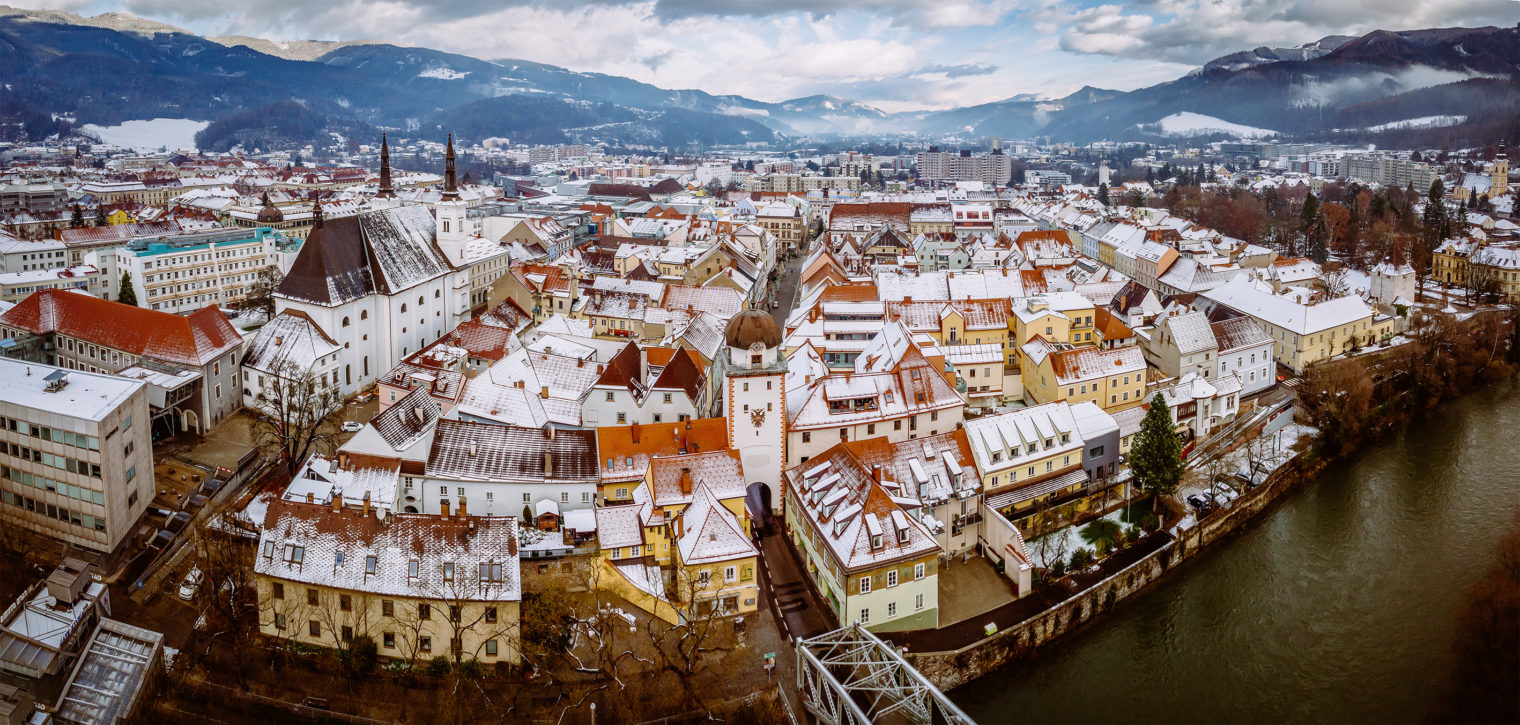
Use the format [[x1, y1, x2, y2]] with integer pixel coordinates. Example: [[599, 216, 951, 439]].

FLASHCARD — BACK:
[[1202, 273, 1373, 336]]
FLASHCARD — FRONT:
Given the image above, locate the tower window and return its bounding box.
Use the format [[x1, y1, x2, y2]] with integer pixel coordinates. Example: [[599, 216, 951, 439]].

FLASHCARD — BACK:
[[751, 354, 762, 365]]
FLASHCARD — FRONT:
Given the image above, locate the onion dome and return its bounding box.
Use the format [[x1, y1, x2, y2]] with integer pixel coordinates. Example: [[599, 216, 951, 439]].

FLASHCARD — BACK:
[[724, 305, 782, 350]]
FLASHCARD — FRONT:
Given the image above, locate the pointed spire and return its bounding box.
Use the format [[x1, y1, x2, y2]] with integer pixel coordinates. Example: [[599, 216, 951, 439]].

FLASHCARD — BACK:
[[311, 198, 324, 230], [260, 191, 271, 207], [442, 133, 458, 200], [377, 133, 394, 199]]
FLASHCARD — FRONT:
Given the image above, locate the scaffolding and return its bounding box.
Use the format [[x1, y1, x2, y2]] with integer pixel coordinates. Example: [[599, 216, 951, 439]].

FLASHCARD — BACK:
[[795, 623, 975, 725]]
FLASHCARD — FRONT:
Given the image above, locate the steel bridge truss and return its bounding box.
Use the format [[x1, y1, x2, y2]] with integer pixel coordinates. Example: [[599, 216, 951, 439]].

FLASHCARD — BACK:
[[795, 623, 976, 725]]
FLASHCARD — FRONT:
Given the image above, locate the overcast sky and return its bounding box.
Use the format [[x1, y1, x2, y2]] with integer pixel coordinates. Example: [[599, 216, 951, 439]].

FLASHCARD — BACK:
[[16, 0, 1520, 111]]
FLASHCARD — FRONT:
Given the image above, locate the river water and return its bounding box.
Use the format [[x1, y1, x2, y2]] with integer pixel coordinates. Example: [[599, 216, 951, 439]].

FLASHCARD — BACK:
[[954, 381, 1520, 724]]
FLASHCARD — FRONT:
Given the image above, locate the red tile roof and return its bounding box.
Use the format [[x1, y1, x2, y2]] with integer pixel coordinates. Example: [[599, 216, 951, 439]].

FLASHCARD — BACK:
[[0, 289, 242, 367]]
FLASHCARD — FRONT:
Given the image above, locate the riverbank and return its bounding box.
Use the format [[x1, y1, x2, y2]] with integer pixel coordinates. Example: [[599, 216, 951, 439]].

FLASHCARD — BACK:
[[907, 436, 1326, 691], [951, 382, 1520, 722], [910, 310, 1520, 693]]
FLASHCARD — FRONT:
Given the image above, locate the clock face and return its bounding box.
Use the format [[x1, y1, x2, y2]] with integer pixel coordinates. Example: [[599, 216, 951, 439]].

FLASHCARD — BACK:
[[749, 341, 765, 353]]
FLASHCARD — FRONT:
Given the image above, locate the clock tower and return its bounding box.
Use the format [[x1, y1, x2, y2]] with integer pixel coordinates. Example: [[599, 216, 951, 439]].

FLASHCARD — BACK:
[[722, 306, 787, 514]]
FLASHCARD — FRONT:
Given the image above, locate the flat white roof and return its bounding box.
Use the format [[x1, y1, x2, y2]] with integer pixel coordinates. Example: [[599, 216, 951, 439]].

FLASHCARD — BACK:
[[0, 359, 141, 422]]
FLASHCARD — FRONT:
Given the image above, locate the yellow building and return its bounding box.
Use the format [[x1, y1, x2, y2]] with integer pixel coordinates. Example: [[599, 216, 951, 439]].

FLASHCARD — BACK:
[[783, 445, 943, 632], [1010, 291, 1098, 364], [963, 401, 1098, 520], [1020, 338, 1146, 413], [1201, 274, 1378, 373], [254, 499, 522, 666]]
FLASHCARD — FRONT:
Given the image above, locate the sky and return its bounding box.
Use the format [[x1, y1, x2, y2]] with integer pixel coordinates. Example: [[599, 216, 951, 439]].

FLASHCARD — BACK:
[[13, 0, 1520, 111]]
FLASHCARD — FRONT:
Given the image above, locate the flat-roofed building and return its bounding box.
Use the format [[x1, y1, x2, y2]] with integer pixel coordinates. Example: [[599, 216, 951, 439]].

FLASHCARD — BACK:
[[0, 361, 150, 553]]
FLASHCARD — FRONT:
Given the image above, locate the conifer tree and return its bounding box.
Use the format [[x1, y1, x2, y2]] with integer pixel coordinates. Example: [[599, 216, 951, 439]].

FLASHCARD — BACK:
[[69, 203, 84, 229], [1131, 394, 1185, 515], [1097, 182, 1110, 206], [116, 271, 138, 306]]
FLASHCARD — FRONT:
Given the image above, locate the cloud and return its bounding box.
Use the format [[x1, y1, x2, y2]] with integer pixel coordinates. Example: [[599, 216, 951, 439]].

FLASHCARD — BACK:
[[1055, 0, 1520, 65], [917, 63, 999, 77]]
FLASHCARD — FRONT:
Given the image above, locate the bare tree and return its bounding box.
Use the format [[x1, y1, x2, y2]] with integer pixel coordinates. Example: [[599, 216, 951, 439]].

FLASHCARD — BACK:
[[233, 265, 283, 319], [249, 360, 343, 474], [191, 513, 260, 689], [1322, 268, 1351, 299], [1467, 262, 1500, 306]]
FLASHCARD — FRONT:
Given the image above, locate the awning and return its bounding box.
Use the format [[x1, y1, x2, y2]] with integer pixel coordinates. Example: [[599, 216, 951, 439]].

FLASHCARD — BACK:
[[984, 468, 1090, 510]]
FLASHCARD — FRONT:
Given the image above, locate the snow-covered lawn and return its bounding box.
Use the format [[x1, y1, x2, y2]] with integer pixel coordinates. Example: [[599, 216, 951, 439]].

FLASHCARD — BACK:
[[79, 118, 208, 152], [1147, 112, 1276, 139], [1366, 115, 1466, 132]]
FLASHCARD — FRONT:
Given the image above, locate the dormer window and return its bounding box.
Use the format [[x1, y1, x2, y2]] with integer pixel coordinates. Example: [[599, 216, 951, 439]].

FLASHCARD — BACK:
[[262, 541, 275, 559], [443, 562, 455, 582], [1061, 433, 1070, 443], [990, 452, 1001, 463], [284, 545, 304, 565], [898, 528, 909, 544], [365, 556, 377, 575], [408, 559, 420, 580], [871, 534, 883, 550]]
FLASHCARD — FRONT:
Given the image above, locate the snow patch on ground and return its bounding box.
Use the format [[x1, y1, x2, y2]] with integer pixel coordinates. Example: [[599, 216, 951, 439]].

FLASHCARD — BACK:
[[1365, 115, 1466, 132], [718, 105, 770, 119], [1147, 112, 1276, 138], [418, 68, 469, 80], [78, 118, 208, 151]]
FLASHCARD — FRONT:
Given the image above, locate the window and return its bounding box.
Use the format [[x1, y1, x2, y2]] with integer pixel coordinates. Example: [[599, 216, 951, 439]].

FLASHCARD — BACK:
[[308, 620, 321, 637], [914, 562, 925, 580], [663, 393, 672, 404], [420, 636, 432, 653], [561, 492, 569, 503], [408, 559, 420, 579], [887, 601, 897, 618], [450, 605, 461, 622], [724, 566, 737, 583], [859, 577, 871, 594], [887, 570, 898, 587], [485, 639, 499, 657], [307, 588, 319, 606], [365, 556, 377, 575], [340, 594, 352, 611], [383, 632, 395, 649], [342, 625, 353, 641], [275, 614, 286, 630], [485, 606, 498, 623], [443, 562, 455, 582], [802, 432, 811, 443], [382, 600, 394, 617], [606, 392, 615, 402], [272, 582, 284, 599], [915, 593, 924, 610], [859, 608, 870, 624], [523, 493, 531, 502], [419, 603, 431, 620]]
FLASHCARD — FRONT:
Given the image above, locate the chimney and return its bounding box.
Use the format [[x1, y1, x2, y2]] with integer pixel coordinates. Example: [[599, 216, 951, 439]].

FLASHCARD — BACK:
[[413, 406, 425, 423], [440, 499, 451, 518], [331, 491, 342, 513], [306, 492, 315, 504], [631, 421, 641, 444], [674, 509, 684, 539], [540, 385, 550, 399], [872, 465, 882, 482], [362, 491, 372, 517], [545, 425, 556, 440], [544, 451, 554, 476], [468, 440, 477, 458], [680, 467, 693, 495]]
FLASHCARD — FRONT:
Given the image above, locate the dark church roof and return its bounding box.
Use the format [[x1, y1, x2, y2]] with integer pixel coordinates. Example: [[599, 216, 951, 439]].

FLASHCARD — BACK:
[[278, 206, 453, 306]]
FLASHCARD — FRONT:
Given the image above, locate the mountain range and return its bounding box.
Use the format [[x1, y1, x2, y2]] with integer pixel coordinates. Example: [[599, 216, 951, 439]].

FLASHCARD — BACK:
[[0, 5, 1514, 151]]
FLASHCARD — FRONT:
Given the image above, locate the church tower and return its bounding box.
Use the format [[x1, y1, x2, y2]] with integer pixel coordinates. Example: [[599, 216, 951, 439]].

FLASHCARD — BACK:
[[1492, 142, 1509, 197], [435, 134, 468, 252], [722, 306, 787, 513], [376, 133, 395, 199]]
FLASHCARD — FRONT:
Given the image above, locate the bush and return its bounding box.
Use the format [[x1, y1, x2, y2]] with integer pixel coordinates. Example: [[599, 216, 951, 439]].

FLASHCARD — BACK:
[[1049, 560, 1067, 578], [1069, 547, 1095, 570], [426, 656, 450, 677], [345, 635, 378, 675]]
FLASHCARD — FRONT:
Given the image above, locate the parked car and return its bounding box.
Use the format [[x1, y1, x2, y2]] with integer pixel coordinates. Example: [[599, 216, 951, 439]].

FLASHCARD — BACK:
[[1234, 471, 1256, 489], [1186, 494, 1213, 513], [178, 566, 203, 601], [341, 421, 363, 433]]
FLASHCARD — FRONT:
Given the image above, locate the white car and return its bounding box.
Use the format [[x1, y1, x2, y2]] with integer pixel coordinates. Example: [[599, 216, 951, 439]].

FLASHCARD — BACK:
[[341, 421, 363, 432], [178, 566, 203, 601]]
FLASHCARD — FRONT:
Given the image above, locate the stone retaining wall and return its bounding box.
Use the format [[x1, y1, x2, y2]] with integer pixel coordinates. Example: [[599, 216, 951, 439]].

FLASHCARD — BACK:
[[912, 449, 1320, 691]]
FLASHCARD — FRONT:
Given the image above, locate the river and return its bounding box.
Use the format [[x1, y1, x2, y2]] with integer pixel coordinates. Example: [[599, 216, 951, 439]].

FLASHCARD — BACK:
[[954, 381, 1520, 724]]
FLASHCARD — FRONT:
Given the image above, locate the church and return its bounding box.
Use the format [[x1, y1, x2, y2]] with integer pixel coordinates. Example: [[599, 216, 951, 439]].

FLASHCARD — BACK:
[[241, 136, 474, 402]]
